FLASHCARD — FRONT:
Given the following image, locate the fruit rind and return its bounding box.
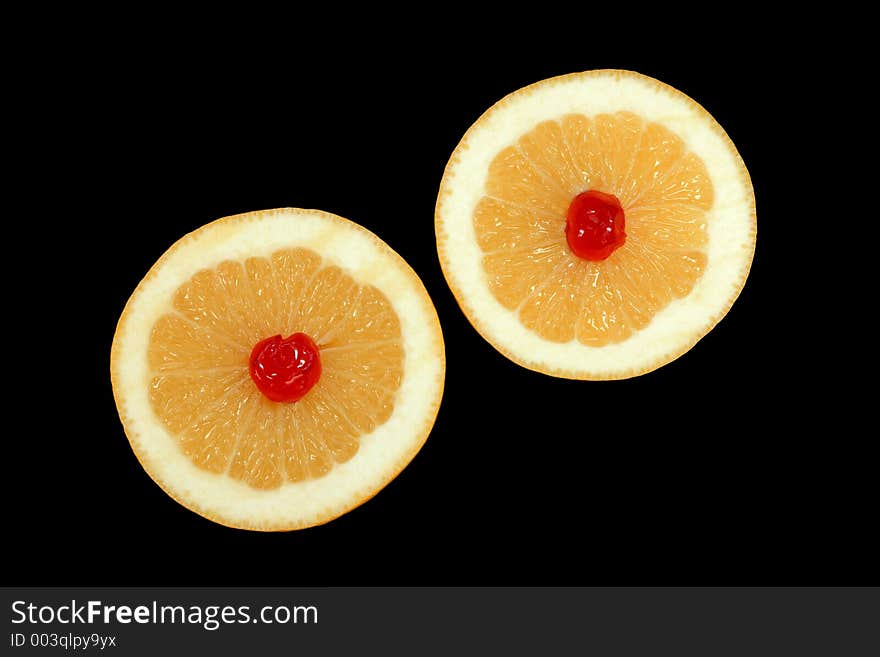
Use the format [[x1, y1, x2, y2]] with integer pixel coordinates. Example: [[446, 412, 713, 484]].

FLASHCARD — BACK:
[[111, 208, 445, 531], [435, 69, 756, 379]]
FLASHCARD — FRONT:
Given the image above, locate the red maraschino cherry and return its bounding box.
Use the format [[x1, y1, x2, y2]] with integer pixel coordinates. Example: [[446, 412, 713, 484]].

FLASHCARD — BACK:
[[565, 190, 626, 260], [249, 333, 321, 403]]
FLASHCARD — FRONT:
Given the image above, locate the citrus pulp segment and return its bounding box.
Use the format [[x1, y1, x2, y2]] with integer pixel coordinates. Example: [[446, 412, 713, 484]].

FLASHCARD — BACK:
[[435, 69, 756, 379], [112, 209, 445, 530]]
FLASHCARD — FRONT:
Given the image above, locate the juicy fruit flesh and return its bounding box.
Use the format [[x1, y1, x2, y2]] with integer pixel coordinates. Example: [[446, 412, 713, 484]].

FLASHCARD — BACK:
[[566, 190, 626, 260], [249, 333, 322, 403], [147, 247, 404, 490], [476, 111, 712, 346]]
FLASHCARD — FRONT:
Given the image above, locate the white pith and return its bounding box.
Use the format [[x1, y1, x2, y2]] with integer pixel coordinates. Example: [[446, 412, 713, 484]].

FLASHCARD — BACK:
[[436, 70, 756, 379], [112, 209, 445, 530]]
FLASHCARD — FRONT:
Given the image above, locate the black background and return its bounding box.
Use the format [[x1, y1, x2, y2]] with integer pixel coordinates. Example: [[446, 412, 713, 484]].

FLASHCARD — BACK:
[[12, 28, 869, 586]]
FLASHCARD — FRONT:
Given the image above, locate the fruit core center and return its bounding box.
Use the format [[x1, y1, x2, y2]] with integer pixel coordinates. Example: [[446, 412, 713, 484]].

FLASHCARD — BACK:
[[565, 190, 626, 260], [249, 333, 322, 403]]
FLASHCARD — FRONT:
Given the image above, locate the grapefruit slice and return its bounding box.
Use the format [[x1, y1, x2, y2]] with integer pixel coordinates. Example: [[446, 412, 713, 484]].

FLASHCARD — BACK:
[[436, 69, 756, 379], [111, 209, 445, 531]]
